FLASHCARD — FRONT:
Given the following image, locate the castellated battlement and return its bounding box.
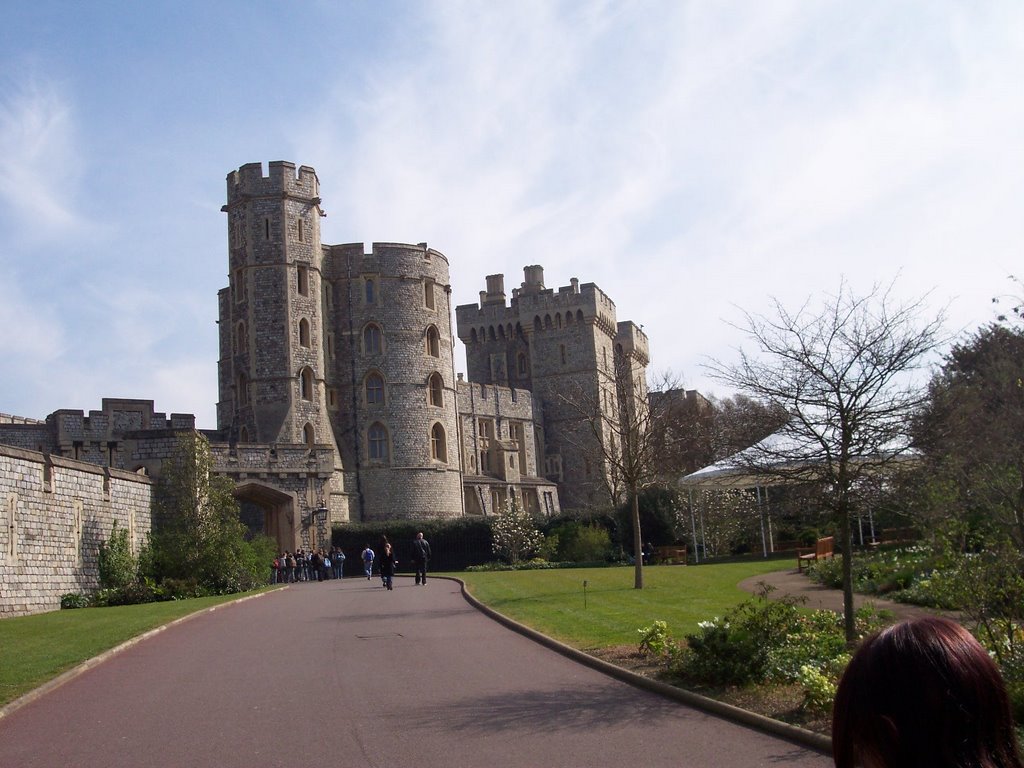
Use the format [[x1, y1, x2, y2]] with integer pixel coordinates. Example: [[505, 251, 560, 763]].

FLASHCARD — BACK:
[[322, 241, 449, 280], [455, 265, 618, 334], [226, 161, 319, 203], [616, 321, 651, 365]]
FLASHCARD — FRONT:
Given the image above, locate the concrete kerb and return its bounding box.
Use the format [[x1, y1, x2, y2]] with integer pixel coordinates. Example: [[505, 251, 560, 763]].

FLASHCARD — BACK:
[[0, 587, 283, 723], [447, 576, 833, 757]]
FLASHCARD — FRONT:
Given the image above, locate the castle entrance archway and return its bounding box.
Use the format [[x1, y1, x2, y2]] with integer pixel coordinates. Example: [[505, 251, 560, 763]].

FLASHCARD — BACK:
[[234, 481, 298, 552]]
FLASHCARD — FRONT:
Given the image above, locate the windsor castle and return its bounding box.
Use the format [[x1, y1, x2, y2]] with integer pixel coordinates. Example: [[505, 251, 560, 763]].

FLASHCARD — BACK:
[[0, 162, 649, 612]]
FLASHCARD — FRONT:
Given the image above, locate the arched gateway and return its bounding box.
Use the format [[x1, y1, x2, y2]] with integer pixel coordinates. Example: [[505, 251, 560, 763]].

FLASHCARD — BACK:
[[234, 481, 300, 552]]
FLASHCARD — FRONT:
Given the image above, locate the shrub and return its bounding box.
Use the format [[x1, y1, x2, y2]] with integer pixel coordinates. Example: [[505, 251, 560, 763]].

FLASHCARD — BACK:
[[98, 522, 138, 590], [61, 593, 90, 609], [638, 620, 677, 657]]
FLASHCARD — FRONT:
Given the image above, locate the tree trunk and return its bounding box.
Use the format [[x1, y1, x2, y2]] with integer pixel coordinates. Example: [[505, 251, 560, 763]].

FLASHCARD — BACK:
[[632, 489, 644, 589], [839, 505, 856, 643]]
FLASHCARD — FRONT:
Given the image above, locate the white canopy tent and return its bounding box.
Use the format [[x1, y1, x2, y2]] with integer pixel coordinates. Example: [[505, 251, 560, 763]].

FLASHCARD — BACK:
[[677, 430, 912, 561]]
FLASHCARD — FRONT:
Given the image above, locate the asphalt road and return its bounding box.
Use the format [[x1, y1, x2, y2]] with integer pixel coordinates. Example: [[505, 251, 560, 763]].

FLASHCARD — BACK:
[[0, 576, 832, 768]]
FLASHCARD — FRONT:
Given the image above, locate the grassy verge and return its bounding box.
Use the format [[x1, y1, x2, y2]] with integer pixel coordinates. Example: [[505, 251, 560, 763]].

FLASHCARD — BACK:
[[453, 560, 789, 649], [0, 589, 275, 708]]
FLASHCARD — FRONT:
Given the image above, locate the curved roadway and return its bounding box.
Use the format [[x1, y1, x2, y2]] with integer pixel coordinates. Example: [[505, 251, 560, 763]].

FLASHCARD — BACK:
[[0, 576, 831, 768]]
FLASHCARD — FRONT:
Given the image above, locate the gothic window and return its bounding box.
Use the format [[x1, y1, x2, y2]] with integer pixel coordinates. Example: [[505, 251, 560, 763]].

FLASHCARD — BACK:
[[368, 422, 389, 462], [566, 312, 573, 326], [327, 389, 338, 409], [430, 423, 447, 463], [544, 315, 552, 329], [240, 427, 250, 442], [517, 353, 527, 376], [303, 423, 315, 447], [299, 318, 311, 347], [236, 321, 247, 352], [363, 324, 383, 355], [556, 313, 562, 329], [234, 268, 245, 303], [534, 316, 542, 332], [426, 326, 440, 357], [365, 278, 375, 304], [471, 328, 478, 343], [428, 373, 443, 407], [300, 367, 314, 400], [424, 279, 435, 310], [237, 373, 249, 406], [365, 372, 385, 405], [297, 265, 310, 296], [576, 309, 584, 323], [560, 344, 567, 365]]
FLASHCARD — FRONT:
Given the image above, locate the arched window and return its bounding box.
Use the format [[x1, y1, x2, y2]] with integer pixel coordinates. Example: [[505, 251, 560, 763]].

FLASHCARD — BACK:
[[426, 326, 440, 357], [368, 422, 389, 462], [428, 373, 443, 407], [365, 372, 385, 405], [363, 324, 383, 354], [300, 368, 314, 400], [365, 278, 375, 304], [236, 321, 247, 352], [236, 373, 249, 406], [518, 353, 527, 376], [424, 279, 435, 309], [534, 316, 542, 332], [303, 423, 315, 447], [556, 313, 562, 329], [576, 309, 584, 323], [297, 265, 309, 296], [544, 315, 552, 329], [471, 328, 478, 343], [560, 344, 567, 365], [430, 423, 447, 463], [239, 427, 250, 443], [298, 318, 311, 347]]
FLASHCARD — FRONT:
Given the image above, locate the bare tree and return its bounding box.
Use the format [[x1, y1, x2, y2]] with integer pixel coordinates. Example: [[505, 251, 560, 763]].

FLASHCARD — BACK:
[[558, 345, 679, 589], [707, 280, 945, 641]]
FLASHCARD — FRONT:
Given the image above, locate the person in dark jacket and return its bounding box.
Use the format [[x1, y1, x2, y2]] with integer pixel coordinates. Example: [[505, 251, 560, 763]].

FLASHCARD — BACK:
[[412, 532, 431, 585], [379, 542, 397, 591]]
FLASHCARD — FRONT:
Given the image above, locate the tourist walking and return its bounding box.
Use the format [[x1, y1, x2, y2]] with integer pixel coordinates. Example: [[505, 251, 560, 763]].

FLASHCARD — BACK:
[[379, 542, 397, 591], [412, 531, 431, 585], [361, 545, 375, 580]]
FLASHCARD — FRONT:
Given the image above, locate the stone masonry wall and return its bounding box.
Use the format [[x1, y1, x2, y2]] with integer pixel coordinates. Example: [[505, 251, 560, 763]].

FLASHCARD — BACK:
[[0, 445, 152, 617]]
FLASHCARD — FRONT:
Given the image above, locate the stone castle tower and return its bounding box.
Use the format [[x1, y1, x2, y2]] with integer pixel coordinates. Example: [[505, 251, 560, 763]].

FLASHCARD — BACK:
[[456, 267, 649, 510], [217, 162, 463, 526]]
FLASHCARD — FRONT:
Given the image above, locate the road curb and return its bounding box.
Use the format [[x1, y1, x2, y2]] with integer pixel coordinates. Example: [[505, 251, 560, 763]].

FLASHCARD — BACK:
[[0, 588, 280, 722], [447, 575, 833, 756]]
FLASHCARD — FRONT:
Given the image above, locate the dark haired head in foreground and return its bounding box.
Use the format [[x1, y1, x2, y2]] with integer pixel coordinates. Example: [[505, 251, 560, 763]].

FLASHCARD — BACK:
[[833, 616, 1023, 768]]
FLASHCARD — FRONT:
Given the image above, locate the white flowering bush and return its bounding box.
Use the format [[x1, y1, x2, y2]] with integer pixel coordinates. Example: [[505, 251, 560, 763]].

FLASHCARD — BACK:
[[490, 497, 545, 565]]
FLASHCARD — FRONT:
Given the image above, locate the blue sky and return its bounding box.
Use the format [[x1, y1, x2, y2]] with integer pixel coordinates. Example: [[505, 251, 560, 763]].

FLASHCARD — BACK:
[[2, 1, 1021, 429]]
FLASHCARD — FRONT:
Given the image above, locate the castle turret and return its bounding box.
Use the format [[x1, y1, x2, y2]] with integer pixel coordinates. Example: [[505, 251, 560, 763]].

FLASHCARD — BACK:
[[218, 161, 333, 451]]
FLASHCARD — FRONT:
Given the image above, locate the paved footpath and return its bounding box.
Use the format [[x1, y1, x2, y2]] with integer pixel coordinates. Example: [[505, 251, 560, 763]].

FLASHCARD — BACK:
[[0, 575, 831, 768]]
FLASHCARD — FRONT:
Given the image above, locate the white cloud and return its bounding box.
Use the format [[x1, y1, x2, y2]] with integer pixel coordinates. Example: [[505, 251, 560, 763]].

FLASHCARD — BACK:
[[0, 75, 90, 241]]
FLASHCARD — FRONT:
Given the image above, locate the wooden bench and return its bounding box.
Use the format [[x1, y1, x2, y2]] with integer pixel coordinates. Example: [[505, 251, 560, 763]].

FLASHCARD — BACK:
[[797, 536, 834, 572], [653, 545, 688, 565]]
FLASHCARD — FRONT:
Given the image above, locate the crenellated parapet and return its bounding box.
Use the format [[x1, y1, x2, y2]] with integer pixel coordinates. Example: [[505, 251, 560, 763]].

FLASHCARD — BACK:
[[224, 161, 320, 207]]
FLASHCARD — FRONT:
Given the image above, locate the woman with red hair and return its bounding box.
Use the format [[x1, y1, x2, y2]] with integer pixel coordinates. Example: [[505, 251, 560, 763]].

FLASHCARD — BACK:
[[833, 616, 1023, 768]]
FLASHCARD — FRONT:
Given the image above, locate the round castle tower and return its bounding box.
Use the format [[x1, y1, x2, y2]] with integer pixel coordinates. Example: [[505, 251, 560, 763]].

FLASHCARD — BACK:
[[322, 242, 464, 521], [217, 161, 337, 454]]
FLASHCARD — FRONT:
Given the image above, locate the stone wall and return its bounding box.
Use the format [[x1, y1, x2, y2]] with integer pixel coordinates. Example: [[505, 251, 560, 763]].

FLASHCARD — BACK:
[[0, 445, 152, 617]]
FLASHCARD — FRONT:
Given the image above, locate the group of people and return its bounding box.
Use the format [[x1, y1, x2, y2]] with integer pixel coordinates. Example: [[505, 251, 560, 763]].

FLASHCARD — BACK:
[[271, 546, 346, 583], [359, 532, 431, 591], [272, 533, 433, 591]]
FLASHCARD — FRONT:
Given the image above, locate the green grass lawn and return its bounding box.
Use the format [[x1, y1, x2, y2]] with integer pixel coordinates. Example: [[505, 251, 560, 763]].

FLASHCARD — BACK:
[[0, 590, 275, 708], [453, 559, 790, 649]]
